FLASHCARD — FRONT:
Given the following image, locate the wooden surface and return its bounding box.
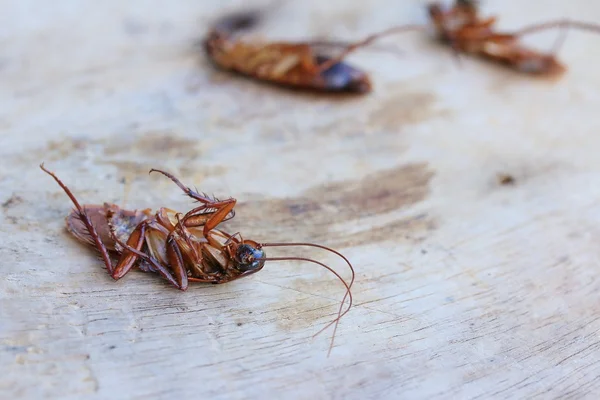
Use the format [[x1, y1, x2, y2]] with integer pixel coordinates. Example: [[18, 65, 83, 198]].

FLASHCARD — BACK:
[[3, 1, 600, 399]]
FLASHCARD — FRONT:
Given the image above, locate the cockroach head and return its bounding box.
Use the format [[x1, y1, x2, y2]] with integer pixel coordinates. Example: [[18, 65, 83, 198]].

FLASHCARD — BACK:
[[234, 241, 265, 272], [316, 56, 372, 93]]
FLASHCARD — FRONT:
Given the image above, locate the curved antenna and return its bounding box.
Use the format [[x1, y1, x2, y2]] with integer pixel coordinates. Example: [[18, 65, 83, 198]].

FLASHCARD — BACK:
[[514, 19, 600, 60], [259, 255, 351, 357], [515, 19, 600, 37], [550, 22, 569, 56], [316, 24, 427, 73], [260, 242, 355, 357]]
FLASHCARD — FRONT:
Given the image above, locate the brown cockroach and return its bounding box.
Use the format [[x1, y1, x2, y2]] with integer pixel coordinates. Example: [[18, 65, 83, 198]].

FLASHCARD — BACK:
[[41, 164, 354, 355], [323, 0, 600, 77], [203, 10, 373, 93], [426, 0, 600, 76]]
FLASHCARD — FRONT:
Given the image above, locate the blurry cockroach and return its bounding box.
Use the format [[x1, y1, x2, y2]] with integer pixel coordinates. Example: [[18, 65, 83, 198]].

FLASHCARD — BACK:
[[41, 164, 354, 355], [327, 0, 600, 76], [426, 0, 600, 75], [202, 10, 374, 93]]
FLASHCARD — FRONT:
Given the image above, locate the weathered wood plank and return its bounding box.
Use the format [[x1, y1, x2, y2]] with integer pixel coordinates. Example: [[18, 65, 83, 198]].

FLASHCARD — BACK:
[[3, 1, 600, 399]]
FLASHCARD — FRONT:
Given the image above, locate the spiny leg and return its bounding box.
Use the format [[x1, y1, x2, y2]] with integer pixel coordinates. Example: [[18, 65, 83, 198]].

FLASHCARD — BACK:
[[149, 168, 237, 223], [224, 232, 243, 246], [149, 168, 221, 204], [182, 199, 237, 236], [41, 164, 115, 275], [181, 206, 235, 228], [149, 168, 237, 235], [169, 203, 235, 261]]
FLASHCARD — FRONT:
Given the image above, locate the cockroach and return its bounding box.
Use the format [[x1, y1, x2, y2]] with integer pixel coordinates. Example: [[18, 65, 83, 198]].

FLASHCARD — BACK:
[[324, 0, 600, 76], [41, 164, 354, 355], [202, 10, 373, 93], [426, 0, 600, 75]]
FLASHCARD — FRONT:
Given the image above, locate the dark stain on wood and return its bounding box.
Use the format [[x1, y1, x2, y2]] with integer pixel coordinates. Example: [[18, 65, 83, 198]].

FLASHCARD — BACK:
[[310, 91, 444, 139], [28, 131, 200, 165], [27, 132, 225, 179], [100, 131, 205, 176], [231, 162, 435, 246], [338, 213, 438, 248], [368, 92, 441, 131], [497, 173, 516, 186], [2, 194, 24, 209], [103, 131, 200, 159]]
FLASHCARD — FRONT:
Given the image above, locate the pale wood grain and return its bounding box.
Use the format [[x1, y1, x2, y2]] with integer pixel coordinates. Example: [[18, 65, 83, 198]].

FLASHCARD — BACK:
[[3, 0, 600, 399]]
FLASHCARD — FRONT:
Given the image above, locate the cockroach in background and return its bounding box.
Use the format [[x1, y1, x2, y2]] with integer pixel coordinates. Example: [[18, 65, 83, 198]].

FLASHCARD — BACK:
[[202, 10, 375, 93], [328, 0, 600, 77], [426, 0, 600, 76], [41, 164, 354, 355]]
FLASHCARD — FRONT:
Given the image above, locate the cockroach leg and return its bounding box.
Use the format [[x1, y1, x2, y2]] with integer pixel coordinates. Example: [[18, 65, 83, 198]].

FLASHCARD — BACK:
[[183, 199, 237, 236], [43, 163, 157, 283], [105, 212, 182, 285], [166, 234, 189, 290], [149, 168, 237, 235], [41, 163, 115, 275], [109, 228, 182, 289], [149, 168, 218, 204], [224, 232, 243, 246], [173, 213, 200, 262], [109, 218, 148, 280]]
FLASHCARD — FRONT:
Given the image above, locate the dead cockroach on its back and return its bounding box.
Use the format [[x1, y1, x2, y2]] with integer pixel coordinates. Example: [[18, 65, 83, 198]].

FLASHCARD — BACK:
[[425, 0, 600, 76], [202, 10, 374, 93], [326, 0, 600, 77], [41, 164, 354, 356]]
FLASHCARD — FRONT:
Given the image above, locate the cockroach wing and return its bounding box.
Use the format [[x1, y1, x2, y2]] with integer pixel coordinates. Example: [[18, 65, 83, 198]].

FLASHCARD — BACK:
[[66, 203, 151, 252]]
